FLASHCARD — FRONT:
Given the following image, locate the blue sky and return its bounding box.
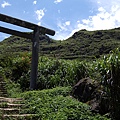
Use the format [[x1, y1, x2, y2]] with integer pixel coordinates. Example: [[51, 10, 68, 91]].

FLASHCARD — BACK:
[[0, 0, 120, 41]]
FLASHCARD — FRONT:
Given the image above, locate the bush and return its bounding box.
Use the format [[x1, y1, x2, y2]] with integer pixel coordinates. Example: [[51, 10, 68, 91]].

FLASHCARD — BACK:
[[37, 57, 90, 89], [11, 52, 31, 81], [95, 48, 120, 119], [20, 87, 109, 120]]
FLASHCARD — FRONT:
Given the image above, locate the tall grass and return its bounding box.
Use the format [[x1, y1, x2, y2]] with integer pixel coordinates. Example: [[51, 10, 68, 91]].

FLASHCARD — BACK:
[[37, 57, 90, 89], [1, 50, 120, 119], [95, 48, 120, 119]]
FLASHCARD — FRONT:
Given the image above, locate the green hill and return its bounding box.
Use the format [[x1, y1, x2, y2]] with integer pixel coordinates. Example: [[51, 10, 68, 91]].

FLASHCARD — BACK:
[[1, 27, 120, 119], [1, 27, 120, 59]]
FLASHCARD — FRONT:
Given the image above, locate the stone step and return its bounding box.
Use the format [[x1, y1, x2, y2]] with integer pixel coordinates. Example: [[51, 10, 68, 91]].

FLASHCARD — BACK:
[[0, 93, 7, 95], [2, 114, 37, 119], [0, 90, 7, 93], [0, 96, 38, 119], [0, 86, 6, 88], [0, 108, 20, 114], [0, 85, 6, 88], [3, 114, 36, 117], [0, 83, 6, 86], [7, 103, 25, 108], [0, 89, 7, 91], [0, 86, 6, 89], [0, 81, 7, 94], [0, 81, 6, 84], [0, 103, 24, 108], [0, 91, 6, 94], [0, 94, 7, 98], [0, 77, 7, 98], [0, 95, 36, 119], [0, 97, 24, 103]]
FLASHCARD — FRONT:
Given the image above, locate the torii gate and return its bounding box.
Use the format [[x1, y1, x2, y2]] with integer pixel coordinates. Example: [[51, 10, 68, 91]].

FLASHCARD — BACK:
[[0, 13, 55, 90]]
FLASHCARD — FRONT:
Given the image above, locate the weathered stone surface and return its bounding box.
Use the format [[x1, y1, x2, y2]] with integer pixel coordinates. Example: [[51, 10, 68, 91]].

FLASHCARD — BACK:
[[71, 77, 97, 102], [71, 77, 110, 115]]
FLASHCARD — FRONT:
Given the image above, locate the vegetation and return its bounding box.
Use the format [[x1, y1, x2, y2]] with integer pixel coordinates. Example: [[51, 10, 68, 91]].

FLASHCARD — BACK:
[[1, 28, 120, 119], [20, 87, 109, 120], [0, 51, 117, 119], [1, 28, 120, 59], [96, 48, 120, 120]]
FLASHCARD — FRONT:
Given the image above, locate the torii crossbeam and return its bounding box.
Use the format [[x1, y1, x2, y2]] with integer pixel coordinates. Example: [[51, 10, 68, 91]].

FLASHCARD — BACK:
[[0, 13, 55, 90]]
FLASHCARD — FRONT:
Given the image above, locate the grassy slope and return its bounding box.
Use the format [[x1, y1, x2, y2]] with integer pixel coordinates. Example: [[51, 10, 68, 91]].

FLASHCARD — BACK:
[[20, 87, 109, 120], [1, 28, 120, 60], [1, 28, 117, 119]]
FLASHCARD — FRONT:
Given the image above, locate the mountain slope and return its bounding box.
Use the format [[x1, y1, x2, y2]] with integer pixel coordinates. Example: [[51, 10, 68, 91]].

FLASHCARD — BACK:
[[0, 28, 120, 59]]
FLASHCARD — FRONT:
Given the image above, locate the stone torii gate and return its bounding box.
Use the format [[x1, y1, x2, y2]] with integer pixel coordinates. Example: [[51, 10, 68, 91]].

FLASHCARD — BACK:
[[0, 13, 55, 90]]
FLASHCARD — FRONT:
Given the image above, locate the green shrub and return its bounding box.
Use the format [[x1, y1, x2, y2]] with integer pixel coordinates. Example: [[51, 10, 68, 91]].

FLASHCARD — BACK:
[[11, 52, 31, 81], [5, 79, 22, 97], [17, 56, 92, 90], [37, 57, 90, 89], [94, 48, 120, 119], [106, 48, 120, 120], [20, 87, 109, 120]]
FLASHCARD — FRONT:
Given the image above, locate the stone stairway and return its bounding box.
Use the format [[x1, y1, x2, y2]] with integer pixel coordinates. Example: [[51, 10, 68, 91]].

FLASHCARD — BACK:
[[0, 76, 7, 97], [0, 97, 35, 120], [0, 76, 37, 119]]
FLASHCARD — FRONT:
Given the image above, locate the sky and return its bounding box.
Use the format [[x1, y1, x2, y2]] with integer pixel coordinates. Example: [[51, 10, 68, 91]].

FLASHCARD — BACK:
[[0, 0, 120, 41]]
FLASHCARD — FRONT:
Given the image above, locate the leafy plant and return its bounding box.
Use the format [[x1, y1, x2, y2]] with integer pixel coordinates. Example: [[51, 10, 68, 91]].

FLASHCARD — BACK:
[[94, 48, 120, 119], [20, 87, 109, 120], [11, 52, 31, 81], [37, 57, 90, 90]]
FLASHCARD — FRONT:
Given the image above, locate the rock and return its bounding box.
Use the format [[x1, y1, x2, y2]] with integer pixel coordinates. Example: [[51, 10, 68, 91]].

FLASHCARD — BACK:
[[71, 77, 110, 115], [71, 77, 97, 102]]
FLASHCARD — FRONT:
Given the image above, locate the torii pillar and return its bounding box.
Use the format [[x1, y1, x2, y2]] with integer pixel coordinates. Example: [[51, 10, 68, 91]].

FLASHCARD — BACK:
[[0, 13, 55, 90]]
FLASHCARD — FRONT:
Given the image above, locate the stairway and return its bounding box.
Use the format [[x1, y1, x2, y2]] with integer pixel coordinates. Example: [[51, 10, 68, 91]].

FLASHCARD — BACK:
[[0, 97, 36, 120], [0, 76, 7, 97], [0, 76, 37, 119]]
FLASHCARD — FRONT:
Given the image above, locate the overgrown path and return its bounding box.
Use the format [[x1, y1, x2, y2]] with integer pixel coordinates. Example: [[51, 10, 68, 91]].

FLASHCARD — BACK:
[[0, 76, 36, 120]]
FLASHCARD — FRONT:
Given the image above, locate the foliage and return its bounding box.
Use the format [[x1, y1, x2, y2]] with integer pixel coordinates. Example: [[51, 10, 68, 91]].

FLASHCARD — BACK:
[[0, 52, 31, 91], [0, 115, 40, 120], [6, 79, 22, 97], [20, 87, 109, 120], [11, 52, 31, 81], [1, 28, 120, 59], [15, 48, 120, 119], [37, 57, 90, 89], [1, 32, 120, 119], [95, 48, 120, 119]]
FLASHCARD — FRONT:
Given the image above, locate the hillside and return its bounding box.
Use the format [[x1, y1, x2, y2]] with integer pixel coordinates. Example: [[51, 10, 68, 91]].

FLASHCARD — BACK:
[[1, 28, 120, 119], [1, 27, 120, 59]]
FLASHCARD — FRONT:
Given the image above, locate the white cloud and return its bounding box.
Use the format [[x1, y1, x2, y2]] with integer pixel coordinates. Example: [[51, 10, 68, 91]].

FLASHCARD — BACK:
[[54, 32, 69, 40], [80, 5, 120, 30], [35, 8, 46, 21], [54, 0, 63, 4], [82, 1, 120, 30], [37, 22, 41, 26], [1, 1, 11, 8], [33, 0, 37, 5], [57, 20, 71, 31], [66, 4, 120, 39], [65, 21, 70, 26], [72, 1, 120, 39], [54, 20, 72, 40], [54, 0, 120, 40]]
